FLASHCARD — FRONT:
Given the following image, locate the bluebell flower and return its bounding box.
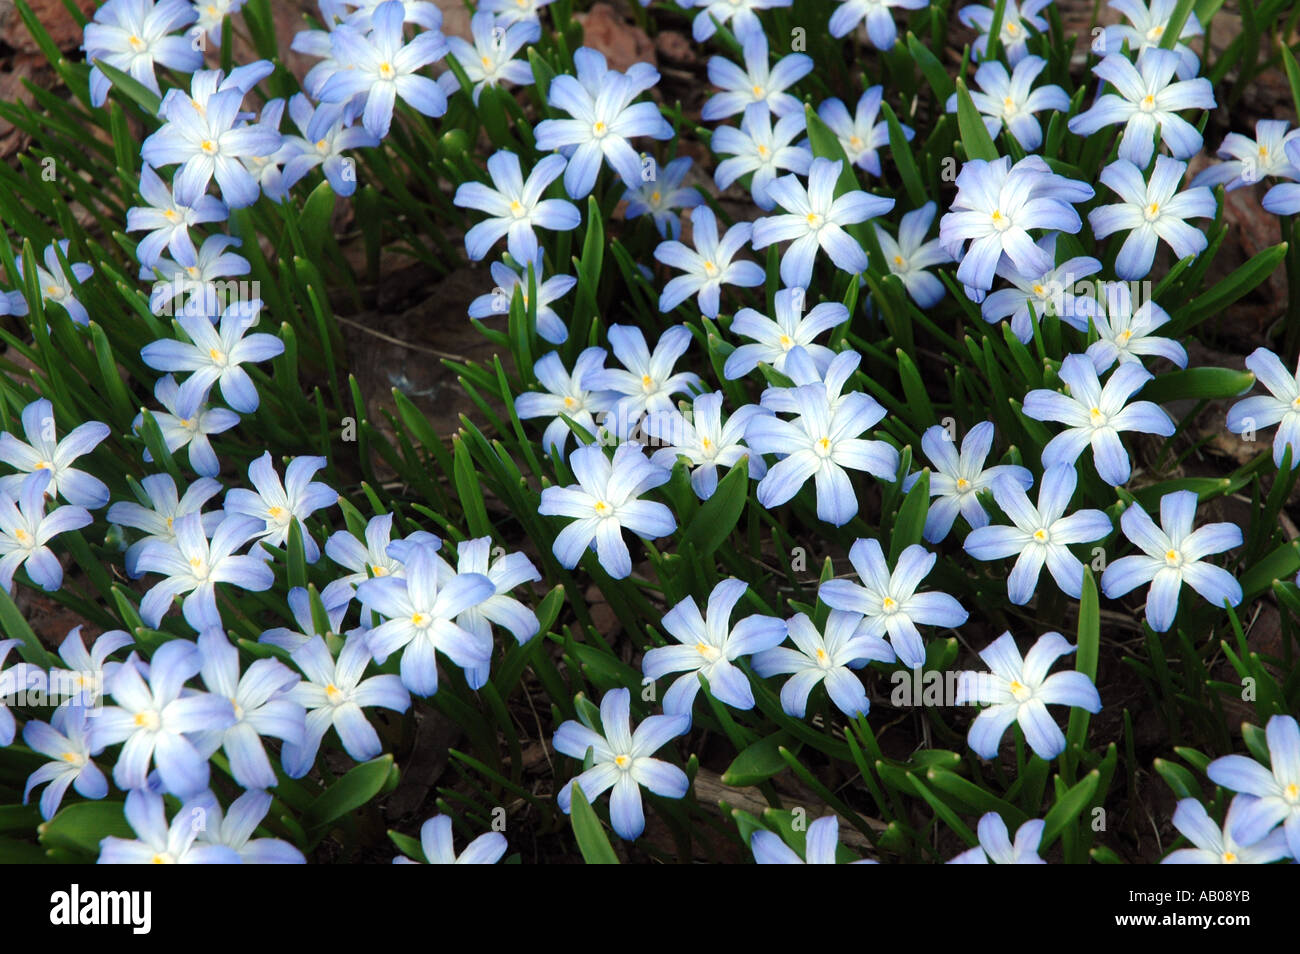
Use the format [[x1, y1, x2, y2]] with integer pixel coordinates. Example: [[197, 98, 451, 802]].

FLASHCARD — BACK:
[[193, 788, 305, 863], [622, 156, 703, 239], [157, 60, 274, 117], [689, 0, 790, 42], [1024, 354, 1176, 486], [237, 98, 294, 203], [10, 240, 95, 326], [82, 0, 203, 108], [261, 586, 349, 653], [469, 255, 575, 345], [1226, 347, 1300, 469], [817, 87, 906, 178], [642, 578, 786, 717], [1085, 282, 1187, 372], [478, 0, 556, 26], [1101, 491, 1242, 632], [701, 29, 813, 122], [1068, 48, 1215, 167], [356, 541, 494, 696], [538, 442, 676, 579], [194, 630, 305, 790], [1102, 0, 1205, 79], [939, 156, 1090, 297], [655, 206, 764, 318], [955, 631, 1102, 760], [135, 512, 275, 629], [50, 626, 134, 709], [0, 397, 110, 508], [1193, 120, 1300, 193], [752, 814, 875, 864], [947, 812, 1046, 864], [534, 49, 672, 199], [752, 610, 893, 718], [944, 55, 1068, 152], [712, 103, 812, 211], [514, 348, 616, 456], [1161, 797, 1292, 864], [724, 287, 848, 380], [958, 0, 1052, 65], [829, 0, 928, 48], [1207, 715, 1300, 860], [279, 94, 380, 198], [107, 473, 224, 579], [320, 513, 411, 613], [136, 375, 239, 478], [980, 234, 1101, 343], [904, 421, 1033, 543], [584, 324, 701, 438], [454, 151, 581, 264], [223, 452, 338, 562], [964, 464, 1112, 603], [0, 471, 92, 593], [753, 158, 892, 289], [1089, 157, 1215, 281], [146, 233, 250, 317], [91, 640, 235, 796], [394, 814, 508, 864], [98, 790, 242, 864], [746, 383, 898, 526], [553, 687, 689, 841], [127, 165, 228, 269], [22, 706, 107, 820], [760, 347, 862, 415], [317, 1, 449, 138], [875, 201, 952, 309], [645, 391, 768, 499], [281, 632, 411, 776], [820, 539, 968, 669], [441, 12, 538, 105]]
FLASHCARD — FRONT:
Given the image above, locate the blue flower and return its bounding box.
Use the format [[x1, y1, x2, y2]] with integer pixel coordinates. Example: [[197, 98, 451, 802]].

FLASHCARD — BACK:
[[760, 348, 862, 414], [534, 48, 672, 199], [538, 442, 676, 579], [98, 790, 242, 864], [91, 640, 235, 796], [752, 610, 893, 718], [193, 0, 249, 43], [262, 586, 350, 652], [655, 206, 764, 318], [622, 156, 703, 239], [135, 512, 275, 630], [746, 382, 898, 526], [237, 98, 294, 203], [146, 233, 250, 317], [1088, 157, 1215, 280], [194, 630, 306, 790], [904, 421, 1033, 543], [394, 814, 508, 864], [127, 165, 229, 269], [442, 11, 538, 105], [752, 158, 893, 289], [82, 0, 203, 108], [0, 397, 110, 508], [829, 0, 928, 48], [1102, 0, 1205, 79], [553, 687, 689, 840], [1161, 797, 1292, 864], [725, 287, 848, 380], [50, 626, 134, 709], [947, 812, 1046, 864], [279, 94, 380, 198], [193, 789, 305, 863], [0, 639, 24, 744], [584, 324, 701, 438], [980, 234, 1101, 343], [875, 201, 952, 309], [820, 538, 968, 668], [11, 240, 95, 326], [453, 150, 581, 263], [0, 471, 92, 593], [107, 473, 224, 578], [22, 706, 108, 820], [1085, 282, 1187, 372], [642, 578, 786, 717], [479, 0, 556, 27], [469, 255, 575, 345], [689, 0, 790, 43], [701, 29, 812, 122], [964, 464, 1112, 603], [1207, 715, 1300, 860], [817, 87, 906, 178], [945, 55, 1068, 151], [955, 631, 1101, 760], [645, 391, 768, 499], [281, 632, 411, 776], [1068, 48, 1215, 167], [513, 348, 616, 456], [320, 514, 414, 614], [1193, 120, 1300, 193], [317, 1, 449, 138], [752, 813, 875, 863], [958, 0, 1052, 64], [1226, 347, 1300, 469], [1024, 353, 1176, 485], [712, 103, 812, 211], [223, 452, 338, 562], [136, 375, 240, 478], [1101, 491, 1242, 632]]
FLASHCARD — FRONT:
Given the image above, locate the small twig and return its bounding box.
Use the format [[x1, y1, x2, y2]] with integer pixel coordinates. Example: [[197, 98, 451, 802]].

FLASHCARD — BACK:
[[334, 314, 469, 362]]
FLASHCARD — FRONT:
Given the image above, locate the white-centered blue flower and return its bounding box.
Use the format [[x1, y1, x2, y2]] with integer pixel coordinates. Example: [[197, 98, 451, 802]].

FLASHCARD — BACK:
[[829, 0, 928, 48], [948, 812, 1047, 864], [875, 201, 952, 309], [979, 234, 1100, 343], [724, 287, 848, 380], [10, 240, 96, 326], [193, 0, 249, 42], [752, 813, 875, 864], [818, 87, 908, 178], [904, 420, 1033, 543], [514, 348, 617, 456], [454, 151, 581, 264], [713, 103, 812, 211], [1161, 796, 1292, 864], [279, 94, 381, 198], [262, 586, 350, 653], [538, 442, 676, 579], [622, 156, 703, 239], [553, 687, 689, 841], [192, 788, 306, 863], [820, 538, 968, 669], [964, 464, 1112, 604], [1263, 138, 1300, 215], [0, 397, 110, 509], [127, 165, 228, 269], [1085, 282, 1187, 373], [959, 0, 1052, 65], [760, 347, 862, 415], [1193, 120, 1300, 194], [1226, 347, 1300, 469], [468, 254, 576, 345], [23, 705, 107, 820], [319, 514, 417, 615], [1207, 715, 1300, 860], [752, 158, 893, 289], [689, 0, 790, 42], [655, 206, 763, 318], [1101, 491, 1242, 632], [137, 375, 240, 478], [393, 814, 508, 864], [584, 324, 701, 438], [0, 471, 92, 594], [1068, 48, 1215, 167], [1102, 0, 1205, 79], [479, 0, 556, 26], [956, 631, 1101, 760], [98, 789, 242, 864], [224, 452, 338, 562], [146, 233, 250, 318], [108, 474, 224, 580], [1024, 353, 1176, 486], [701, 29, 812, 121], [945, 55, 1068, 151], [0, 639, 24, 745], [645, 391, 768, 499], [82, 0, 204, 108], [441, 11, 538, 105], [752, 610, 893, 718], [642, 578, 786, 717], [50, 626, 134, 710]]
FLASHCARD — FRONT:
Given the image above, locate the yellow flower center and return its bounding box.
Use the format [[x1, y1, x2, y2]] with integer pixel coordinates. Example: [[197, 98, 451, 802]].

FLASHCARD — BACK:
[[509, 199, 525, 217], [200, 139, 217, 155], [379, 62, 395, 79], [562, 396, 577, 408], [1008, 679, 1032, 702], [1140, 94, 1156, 112], [881, 596, 898, 612], [13, 528, 30, 544], [151, 853, 175, 864], [1033, 528, 1049, 542], [1144, 202, 1161, 221], [956, 477, 970, 491], [1117, 329, 1133, 344], [133, 710, 161, 731], [641, 374, 654, 391], [481, 56, 493, 68], [814, 647, 830, 666], [1005, 21, 1020, 36], [703, 260, 719, 276], [848, 135, 863, 150], [1003, 96, 1017, 114], [990, 209, 1010, 231], [592, 120, 607, 137], [751, 85, 764, 98], [411, 612, 426, 626], [163, 209, 178, 222], [128, 35, 146, 51], [61, 751, 84, 765], [650, 190, 661, 203], [1165, 548, 1181, 567], [1221, 851, 1238, 863], [593, 500, 611, 516], [325, 683, 344, 704], [614, 754, 631, 769], [805, 212, 824, 229]]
